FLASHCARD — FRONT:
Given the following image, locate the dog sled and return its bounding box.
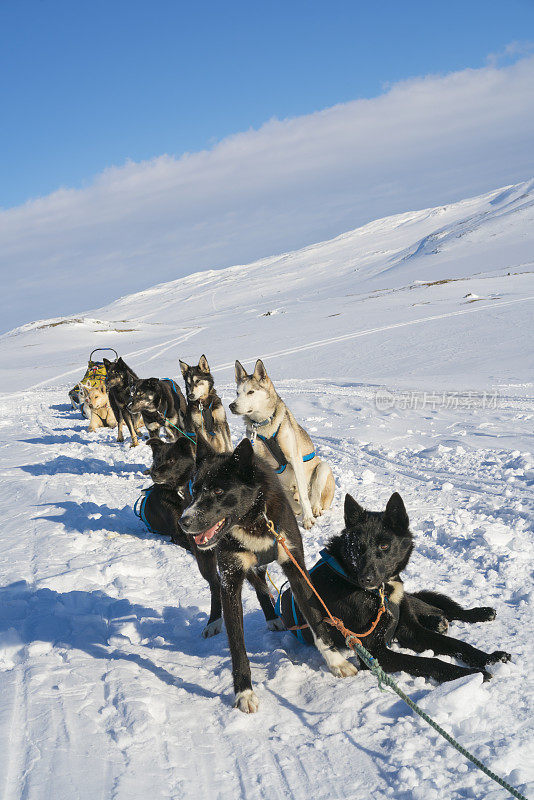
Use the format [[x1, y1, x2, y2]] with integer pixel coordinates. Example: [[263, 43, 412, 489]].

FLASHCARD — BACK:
[[68, 348, 118, 415]]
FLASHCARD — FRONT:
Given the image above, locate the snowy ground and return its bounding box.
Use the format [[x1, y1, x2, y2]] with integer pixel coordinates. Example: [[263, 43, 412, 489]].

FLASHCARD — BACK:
[[0, 182, 533, 799]]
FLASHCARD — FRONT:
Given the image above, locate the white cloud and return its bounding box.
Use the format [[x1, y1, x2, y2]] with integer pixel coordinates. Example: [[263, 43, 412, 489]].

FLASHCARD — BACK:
[[1, 54, 534, 332]]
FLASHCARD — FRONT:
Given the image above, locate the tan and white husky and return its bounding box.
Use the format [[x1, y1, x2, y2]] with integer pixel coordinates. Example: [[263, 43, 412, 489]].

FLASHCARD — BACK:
[[80, 383, 117, 432], [229, 359, 335, 529]]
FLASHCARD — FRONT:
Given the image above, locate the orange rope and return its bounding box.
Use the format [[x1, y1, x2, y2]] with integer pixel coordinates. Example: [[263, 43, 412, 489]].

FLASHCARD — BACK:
[[268, 519, 386, 646]]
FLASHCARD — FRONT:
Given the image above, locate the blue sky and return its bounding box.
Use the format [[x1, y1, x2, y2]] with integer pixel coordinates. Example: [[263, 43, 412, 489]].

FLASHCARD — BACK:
[[1, 0, 533, 208]]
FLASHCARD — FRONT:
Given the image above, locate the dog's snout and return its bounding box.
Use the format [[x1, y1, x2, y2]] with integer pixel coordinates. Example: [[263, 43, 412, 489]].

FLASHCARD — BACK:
[[362, 571, 378, 588]]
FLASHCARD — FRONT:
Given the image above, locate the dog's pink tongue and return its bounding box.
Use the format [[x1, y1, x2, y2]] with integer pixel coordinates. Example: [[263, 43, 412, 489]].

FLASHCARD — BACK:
[[194, 520, 224, 546]]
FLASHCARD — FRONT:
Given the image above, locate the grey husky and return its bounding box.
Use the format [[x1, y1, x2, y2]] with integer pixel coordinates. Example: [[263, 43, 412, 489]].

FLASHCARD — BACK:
[[229, 359, 335, 529]]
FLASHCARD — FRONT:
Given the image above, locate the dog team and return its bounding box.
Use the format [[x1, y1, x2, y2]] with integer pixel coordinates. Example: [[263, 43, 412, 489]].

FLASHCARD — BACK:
[[77, 353, 511, 714]]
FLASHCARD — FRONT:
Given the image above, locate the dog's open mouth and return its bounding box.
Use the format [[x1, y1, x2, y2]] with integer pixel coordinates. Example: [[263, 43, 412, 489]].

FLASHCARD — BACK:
[[194, 519, 226, 547]]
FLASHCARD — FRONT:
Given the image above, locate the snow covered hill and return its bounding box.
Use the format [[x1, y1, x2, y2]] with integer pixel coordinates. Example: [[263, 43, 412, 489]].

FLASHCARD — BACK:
[[0, 182, 533, 799]]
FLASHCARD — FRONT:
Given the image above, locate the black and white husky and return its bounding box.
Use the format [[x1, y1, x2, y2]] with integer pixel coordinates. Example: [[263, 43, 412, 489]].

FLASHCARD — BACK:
[[278, 492, 511, 682], [180, 437, 357, 713], [229, 359, 335, 529], [179, 355, 232, 452], [126, 377, 187, 441]]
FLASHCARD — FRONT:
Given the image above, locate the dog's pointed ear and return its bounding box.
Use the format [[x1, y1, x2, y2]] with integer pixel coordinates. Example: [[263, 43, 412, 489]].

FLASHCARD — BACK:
[[103, 358, 112, 368], [235, 360, 247, 382], [198, 354, 210, 373], [344, 494, 365, 527], [116, 357, 125, 366], [177, 435, 195, 459], [179, 359, 189, 377], [196, 434, 215, 466], [253, 359, 268, 382], [232, 438, 254, 475], [146, 437, 164, 450], [384, 492, 409, 532]]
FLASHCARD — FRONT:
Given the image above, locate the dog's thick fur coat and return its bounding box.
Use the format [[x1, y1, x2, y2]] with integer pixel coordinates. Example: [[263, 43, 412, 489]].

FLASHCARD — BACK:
[[142, 436, 223, 638], [179, 355, 232, 453], [103, 357, 144, 447], [230, 359, 335, 529], [180, 437, 357, 713], [279, 492, 511, 682], [80, 383, 117, 431], [127, 377, 187, 441]]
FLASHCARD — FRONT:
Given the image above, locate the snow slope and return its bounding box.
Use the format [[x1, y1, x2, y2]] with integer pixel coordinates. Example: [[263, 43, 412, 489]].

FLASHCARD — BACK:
[[0, 182, 533, 799]]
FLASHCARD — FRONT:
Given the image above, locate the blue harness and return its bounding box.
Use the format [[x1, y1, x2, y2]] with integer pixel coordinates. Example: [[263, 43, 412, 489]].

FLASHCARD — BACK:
[[275, 550, 389, 644], [185, 400, 216, 439], [133, 486, 160, 534], [252, 423, 315, 474], [274, 548, 338, 642]]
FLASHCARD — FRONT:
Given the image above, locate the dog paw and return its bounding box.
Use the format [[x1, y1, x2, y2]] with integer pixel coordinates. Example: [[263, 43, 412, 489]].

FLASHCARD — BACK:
[[302, 516, 315, 530], [312, 504, 323, 517], [481, 670, 492, 682], [266, 617, 286, 632], [234, 689, 259, 714], [471, 606, 496, 622], [201, 618, 223, 638], [330, 659, 358, 678], [486, 650, 511, 664], [129, 441, 139, 448], [422, 614, 449, 633]]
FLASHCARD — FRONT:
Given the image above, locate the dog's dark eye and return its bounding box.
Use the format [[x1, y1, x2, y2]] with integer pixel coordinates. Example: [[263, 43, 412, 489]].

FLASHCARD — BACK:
[[379, 543, 390, 551], [213, 488, 223, 496], [247, 390, 254, 395]]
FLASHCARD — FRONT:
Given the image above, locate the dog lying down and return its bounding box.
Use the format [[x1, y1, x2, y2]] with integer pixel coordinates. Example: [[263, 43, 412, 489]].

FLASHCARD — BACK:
[[277, 492, 511, 683]]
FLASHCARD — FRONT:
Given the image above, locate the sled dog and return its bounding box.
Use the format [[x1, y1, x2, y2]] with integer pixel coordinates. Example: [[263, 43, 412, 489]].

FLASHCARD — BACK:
[[141, 436, 223, 638], [127, 377, 187, 441], [277, 491, 511, 682], [179, 355, 232, 452], [229, 359, 334, 529], [180, 437, 357, 713], [103, 357, 144, 447], [80, 383, 117, 431]]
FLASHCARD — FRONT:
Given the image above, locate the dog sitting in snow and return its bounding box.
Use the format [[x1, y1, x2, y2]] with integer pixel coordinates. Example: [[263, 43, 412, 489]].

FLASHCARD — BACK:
[[80, 383, 117, 431], [229, 359, 335, 529], [277, 491, 511, 682], [179, 355, 232, 452]]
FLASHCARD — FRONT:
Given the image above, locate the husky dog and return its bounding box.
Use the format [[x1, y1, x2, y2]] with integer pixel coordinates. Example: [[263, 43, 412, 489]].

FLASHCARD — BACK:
[[180, 437, 357, 714], [179, 355, 232, 452], [126, 377, 187, 441], [103, 357, 144, 447], [229, 359, 335, 529], [278, 492, 511, 682], [80, 383, 117, 431], [141, 436, 223, 638]]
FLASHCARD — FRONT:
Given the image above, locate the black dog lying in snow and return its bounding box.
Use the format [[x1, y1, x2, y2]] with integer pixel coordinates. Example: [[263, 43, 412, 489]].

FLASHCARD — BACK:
[[127, 377, 187, 441], [141, 436, 279, 640], [278, 492, 511, 682], [180, 437, 358, 714]]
